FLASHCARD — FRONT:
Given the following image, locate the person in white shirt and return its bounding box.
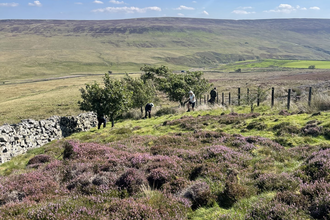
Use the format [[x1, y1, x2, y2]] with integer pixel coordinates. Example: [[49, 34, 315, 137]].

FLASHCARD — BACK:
[[186, 91, 196, 112]]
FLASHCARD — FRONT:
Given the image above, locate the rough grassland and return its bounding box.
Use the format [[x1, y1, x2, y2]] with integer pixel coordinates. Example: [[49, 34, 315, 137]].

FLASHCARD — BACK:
[[1, 106, 330, 219]]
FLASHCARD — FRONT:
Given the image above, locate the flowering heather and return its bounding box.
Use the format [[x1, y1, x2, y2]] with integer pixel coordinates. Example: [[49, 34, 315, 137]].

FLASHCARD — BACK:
[[2, 110, 330, 219], [129, 153, 152, 168], [256, 173, 301, 192], [288, 145, 319, 160], [189, 162, 225, 181], [245, 200, 305, 220], [162, 177, 190, 194], [115, 168, 148, 195], [202, 145, 252, 166], [309, 193, 330, 219], [148, 168, 172, 188], [300, 179, 330, 200], [302, 148, 330, 181], [107, 195, 190, 220], [181, 181, 215, 210]]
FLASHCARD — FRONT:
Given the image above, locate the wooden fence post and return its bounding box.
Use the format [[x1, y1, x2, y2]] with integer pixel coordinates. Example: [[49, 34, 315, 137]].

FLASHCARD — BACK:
[[257, 92, 260, 106], [222, 93, 224, 105], [287, 89, 291, 110], [238, 88, 241, 106], [229, 92, 231, 105], [271, 87, 274, 108], [217, 93, 219, 104], [308, 87, 312, 107], [247, 88, 250, 104]]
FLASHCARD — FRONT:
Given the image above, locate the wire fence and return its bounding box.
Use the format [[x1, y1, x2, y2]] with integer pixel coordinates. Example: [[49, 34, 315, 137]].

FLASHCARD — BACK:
[[195, 87, 315, 110]]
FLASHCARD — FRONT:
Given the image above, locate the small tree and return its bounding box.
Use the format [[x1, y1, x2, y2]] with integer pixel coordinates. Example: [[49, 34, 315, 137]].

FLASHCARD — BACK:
[[141, 65, 212, 106], [308, 65, 315, 69], [123, 73, 156, 117], [79, 74, 132, 127]]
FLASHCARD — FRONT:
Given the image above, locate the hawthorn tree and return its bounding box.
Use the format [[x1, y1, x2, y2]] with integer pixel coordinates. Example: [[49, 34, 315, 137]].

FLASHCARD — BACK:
[[79, 74, 132, 127], [123, 73, 156, 117], [141, 65, 211, 106]]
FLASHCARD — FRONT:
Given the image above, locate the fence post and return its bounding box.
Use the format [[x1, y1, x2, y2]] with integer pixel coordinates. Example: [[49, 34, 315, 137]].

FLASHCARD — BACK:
[[287, 89, 291, 110], [271, 87, 274, 108], [229, 92, 231, 105], [222, 93, 224, 105], [238, 88, 241, 106], [207, 94, 209, 104], [257, 93, 260, 107], [247, 88, 250, 104], [217, 93, 219, 104], [308, 87, 312, 107]]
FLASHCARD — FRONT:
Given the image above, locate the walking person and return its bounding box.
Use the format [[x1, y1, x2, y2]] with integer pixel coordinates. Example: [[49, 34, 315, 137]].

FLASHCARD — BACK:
[[97, 114, 106, 129], [186, 91, 196, 112], [209, 87, 217, 105], [144, 103, 154, 118]]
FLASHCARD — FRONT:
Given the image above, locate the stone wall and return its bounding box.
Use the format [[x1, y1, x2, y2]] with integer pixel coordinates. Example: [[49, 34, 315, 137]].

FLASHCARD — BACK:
[[0, 112, 97, 164]]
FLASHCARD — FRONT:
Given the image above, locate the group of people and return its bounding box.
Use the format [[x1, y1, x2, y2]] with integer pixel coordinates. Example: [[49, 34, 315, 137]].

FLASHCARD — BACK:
[[186, 87, 217, 112], [96, 88, 217, 129]]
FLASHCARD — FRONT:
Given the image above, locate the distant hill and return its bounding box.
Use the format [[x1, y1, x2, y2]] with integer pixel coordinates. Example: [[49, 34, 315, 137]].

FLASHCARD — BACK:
[[1, 17, 330, 81]]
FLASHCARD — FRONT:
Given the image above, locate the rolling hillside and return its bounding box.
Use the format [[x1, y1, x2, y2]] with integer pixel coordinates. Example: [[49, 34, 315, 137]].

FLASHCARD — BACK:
[[1, 18, 330, 82]]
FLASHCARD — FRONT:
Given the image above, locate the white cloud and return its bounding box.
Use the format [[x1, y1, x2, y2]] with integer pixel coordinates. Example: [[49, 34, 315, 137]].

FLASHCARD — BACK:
[[232, 10, 255, 15], [264, 4, 296, 13], [0, 2, 19, 7], [310, 6, 320, 10], [178, 13, 184, 16], [93, 0, 103, 4], [265, 4, 321, 13], [28, 1, 42, 7], [93, 6, 161, 13], [175, 5, 195, 10], [202, 10, 209, 15], [110, 0, 125, 4], [239, 6, 253, 10]]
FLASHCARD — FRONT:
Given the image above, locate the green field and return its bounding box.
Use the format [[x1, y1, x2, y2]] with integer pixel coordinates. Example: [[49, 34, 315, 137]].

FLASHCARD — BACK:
[[218, 59, 330, 72]]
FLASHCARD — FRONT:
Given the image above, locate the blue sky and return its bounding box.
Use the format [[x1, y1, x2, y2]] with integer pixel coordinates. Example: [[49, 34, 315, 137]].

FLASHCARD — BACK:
[[0, 0, 326, 20]]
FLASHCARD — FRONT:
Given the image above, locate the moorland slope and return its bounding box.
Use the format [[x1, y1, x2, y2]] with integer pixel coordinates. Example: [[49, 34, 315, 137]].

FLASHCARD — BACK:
[[1, 107, 330, 219], [2, 18, 330, 81]]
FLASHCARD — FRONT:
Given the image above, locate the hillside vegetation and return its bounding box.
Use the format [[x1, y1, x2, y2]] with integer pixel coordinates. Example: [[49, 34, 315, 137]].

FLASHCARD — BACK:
[[1, 106, 330, 219], [2, 18, 330, 82]]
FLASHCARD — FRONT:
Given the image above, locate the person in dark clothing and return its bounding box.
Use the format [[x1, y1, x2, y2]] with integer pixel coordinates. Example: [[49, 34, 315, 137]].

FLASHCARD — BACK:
[[209, 87, 217, 104], [144, 103, 154, 118], [97, 114, 106, 129]]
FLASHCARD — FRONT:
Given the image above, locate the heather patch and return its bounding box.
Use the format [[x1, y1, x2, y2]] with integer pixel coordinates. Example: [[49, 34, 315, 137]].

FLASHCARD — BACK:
[[1, 108, 330, 219], [256, 173, 301, 192], [301, 148, 330, 181]]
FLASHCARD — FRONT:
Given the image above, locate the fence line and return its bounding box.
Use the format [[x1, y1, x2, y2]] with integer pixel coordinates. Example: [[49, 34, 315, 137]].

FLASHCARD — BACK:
[[185, 87, 314, 110]]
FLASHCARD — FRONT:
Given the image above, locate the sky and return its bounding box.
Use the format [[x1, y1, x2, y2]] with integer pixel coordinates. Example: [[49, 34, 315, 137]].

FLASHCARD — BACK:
[[0, 0, 327, 20]]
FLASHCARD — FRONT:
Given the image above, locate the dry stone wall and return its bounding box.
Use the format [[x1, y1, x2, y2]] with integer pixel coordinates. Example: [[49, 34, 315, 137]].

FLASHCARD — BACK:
[[0, 112, 97, 164]]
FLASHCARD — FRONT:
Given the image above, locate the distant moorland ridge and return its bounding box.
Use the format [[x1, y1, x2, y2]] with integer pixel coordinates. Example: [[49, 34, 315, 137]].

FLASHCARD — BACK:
[[1, 17, 330, 81]]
